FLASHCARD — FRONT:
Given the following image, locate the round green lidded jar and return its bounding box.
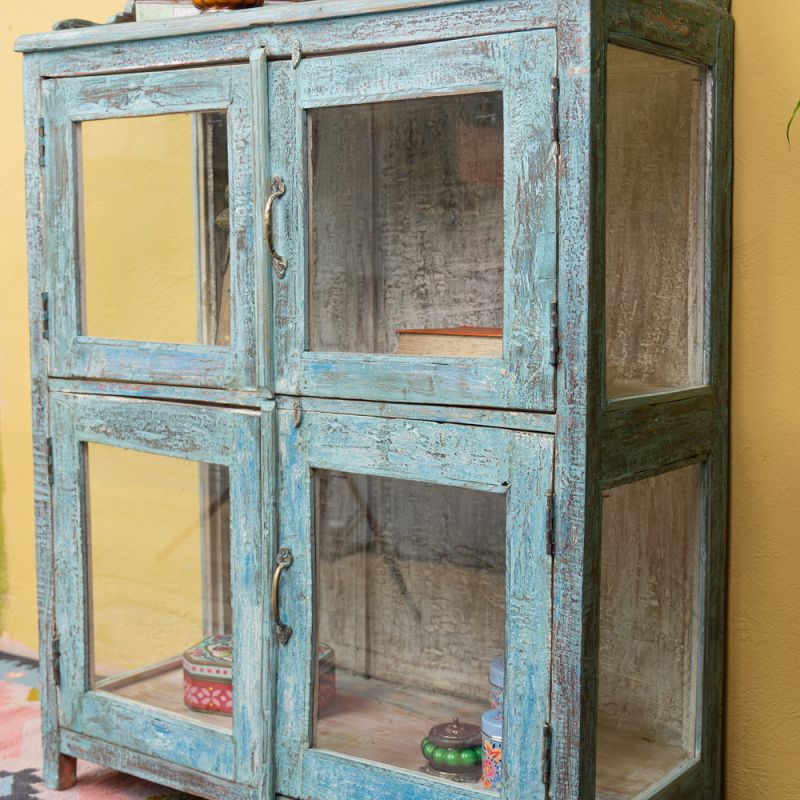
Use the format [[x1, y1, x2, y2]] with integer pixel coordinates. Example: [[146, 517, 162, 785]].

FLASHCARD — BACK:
[[420, 718, 482, 783]]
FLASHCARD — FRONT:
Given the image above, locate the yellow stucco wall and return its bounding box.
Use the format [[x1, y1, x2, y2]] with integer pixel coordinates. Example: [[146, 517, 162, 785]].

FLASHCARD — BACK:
[[0, 1, 798, 797]]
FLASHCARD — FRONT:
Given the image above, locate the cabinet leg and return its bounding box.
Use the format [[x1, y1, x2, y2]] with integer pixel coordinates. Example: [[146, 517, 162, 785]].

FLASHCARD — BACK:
[[44, 754, 77, 790]]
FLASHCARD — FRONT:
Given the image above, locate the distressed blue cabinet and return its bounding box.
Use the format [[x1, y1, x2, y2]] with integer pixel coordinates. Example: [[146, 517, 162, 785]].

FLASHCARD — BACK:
[[17, 2, 732, 800]]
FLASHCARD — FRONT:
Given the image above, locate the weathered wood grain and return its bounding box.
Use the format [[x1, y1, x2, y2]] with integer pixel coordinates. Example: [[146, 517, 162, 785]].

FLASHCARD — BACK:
[[61, 729, 260, 800], [550, 2, 600, 799], [600, 391, 714, 488], [606, 0, 726, 63], [277, 395, 557, 433], [16, 0, 552, 53], [21, 51, 74, 790]]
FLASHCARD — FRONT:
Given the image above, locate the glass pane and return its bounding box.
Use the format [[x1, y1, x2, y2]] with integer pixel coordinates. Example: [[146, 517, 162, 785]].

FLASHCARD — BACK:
[[606, 46, 708, 398], [597, 464, 702, 799], [87, 443, 232, 731], [314, 471, 505, 791], [309, 93, 504, 358], [80, 112, 231, 345]]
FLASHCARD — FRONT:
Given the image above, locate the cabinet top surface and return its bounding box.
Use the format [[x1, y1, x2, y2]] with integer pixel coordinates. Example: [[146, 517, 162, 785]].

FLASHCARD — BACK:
[[16, 0, 484, 53], [15, 0, 731, 54]]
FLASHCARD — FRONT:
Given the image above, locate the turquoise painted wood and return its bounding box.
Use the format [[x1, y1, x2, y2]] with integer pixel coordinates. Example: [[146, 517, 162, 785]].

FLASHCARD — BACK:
[[274, 409, 553, 800], [42, 64, 262, 390], [269, 30, 558, 411], [49, 393, 268, 786], [17, 1, 734, 799]]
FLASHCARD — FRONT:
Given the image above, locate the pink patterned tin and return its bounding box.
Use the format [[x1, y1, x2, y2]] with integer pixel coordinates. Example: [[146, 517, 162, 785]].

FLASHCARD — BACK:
[[183, 634, 233, 716]]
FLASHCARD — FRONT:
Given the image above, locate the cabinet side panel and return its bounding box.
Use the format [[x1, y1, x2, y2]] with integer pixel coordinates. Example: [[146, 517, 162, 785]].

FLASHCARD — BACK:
[[22, 53, 73, 790]]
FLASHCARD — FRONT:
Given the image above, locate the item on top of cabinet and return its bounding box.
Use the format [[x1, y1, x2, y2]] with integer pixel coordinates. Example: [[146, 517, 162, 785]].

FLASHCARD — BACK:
[[420, 718, 483, 783], [183, 633, 233, 716], [317, 642, 336, 714], [396, 326, 502, 358], [192, 0, 264, 10], [481, 708, 503, 791], [135, 0, 201, 20], [489, 654, 504, 710]]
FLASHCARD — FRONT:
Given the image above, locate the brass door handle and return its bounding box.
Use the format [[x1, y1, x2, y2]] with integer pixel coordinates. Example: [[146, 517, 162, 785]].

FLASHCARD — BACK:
[[264, 176, 288, 279], [271, 547, 293, 645]]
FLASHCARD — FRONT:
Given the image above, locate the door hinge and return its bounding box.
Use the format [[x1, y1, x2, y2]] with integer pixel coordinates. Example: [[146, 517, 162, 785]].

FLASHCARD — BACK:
[[41, 292, 50, 340], [542, 722, 553, 795], [291, 40, 302, 69], [46, 437, 54, 485], [53, 631, 61, 687], [293, 401, 303, 428], [38, 117, 46, 167], [550, 77, 560, 147], [546, 490, 555, 557], [549, 300, 559, 366]]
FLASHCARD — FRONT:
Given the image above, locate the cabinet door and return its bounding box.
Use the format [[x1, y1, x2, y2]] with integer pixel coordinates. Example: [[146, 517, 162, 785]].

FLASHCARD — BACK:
[[269, 30, 557, 410], [50, 394, 268, 785], [275, 410, 553, 800], [42, 64, 263, 389]]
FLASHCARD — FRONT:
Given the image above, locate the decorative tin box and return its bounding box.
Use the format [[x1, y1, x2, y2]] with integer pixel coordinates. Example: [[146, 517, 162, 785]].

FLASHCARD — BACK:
[[481, 709, 503, 790], [183, 634, 233, 715]]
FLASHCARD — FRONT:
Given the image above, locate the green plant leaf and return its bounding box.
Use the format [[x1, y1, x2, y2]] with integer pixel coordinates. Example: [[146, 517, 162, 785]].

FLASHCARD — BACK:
[[787, 99, 800, 144]]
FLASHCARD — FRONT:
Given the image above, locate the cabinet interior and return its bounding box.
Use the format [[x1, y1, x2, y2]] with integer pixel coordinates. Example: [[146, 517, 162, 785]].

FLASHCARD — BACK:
[[605, 45, 708, 399], [596, 465, 702, 799], [308, 92, 505, 358], [314, 470, 505, 785]]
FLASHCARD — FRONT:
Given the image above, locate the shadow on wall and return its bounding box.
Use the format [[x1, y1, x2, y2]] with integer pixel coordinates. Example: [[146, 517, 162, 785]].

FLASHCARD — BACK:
[[0, 427, 8, 634]]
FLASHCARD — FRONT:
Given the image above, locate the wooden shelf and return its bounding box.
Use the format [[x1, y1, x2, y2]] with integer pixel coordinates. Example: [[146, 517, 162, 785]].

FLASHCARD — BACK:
[[596, 725, 691, 800], [316, 670, 494, 792], [99, 663, 233, 732]]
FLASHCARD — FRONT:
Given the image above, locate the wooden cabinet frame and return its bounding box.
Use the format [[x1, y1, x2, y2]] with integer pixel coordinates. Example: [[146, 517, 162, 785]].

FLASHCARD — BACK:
[[17, 1, 733, 799], [41, 64, 264, 389], [49, 393, 268, 787], [275, 409, 553, 800], [269, 30, 557, 410]]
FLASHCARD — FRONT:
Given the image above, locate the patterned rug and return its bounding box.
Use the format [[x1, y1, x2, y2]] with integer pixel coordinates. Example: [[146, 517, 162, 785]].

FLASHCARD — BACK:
[[0, 651, 197, 800]]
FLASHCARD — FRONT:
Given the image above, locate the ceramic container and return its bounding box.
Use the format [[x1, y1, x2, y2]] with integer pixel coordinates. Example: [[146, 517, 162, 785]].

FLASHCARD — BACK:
[[481, 708, 503, 791], [420, 718, 483, 783]]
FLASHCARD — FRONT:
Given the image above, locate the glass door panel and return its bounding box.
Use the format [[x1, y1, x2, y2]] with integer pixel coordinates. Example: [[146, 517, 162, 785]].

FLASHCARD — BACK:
[[309, 93, 504, 357], [314, 471, 505, 778], [275, 411, 553, 800], [597, 464, 704, 799], [87, 444, 232, 730], [51, 394, 265, 783], [43, 66, 259, 388], [270, 30, 557, 410], [605, 46, 709, 399]]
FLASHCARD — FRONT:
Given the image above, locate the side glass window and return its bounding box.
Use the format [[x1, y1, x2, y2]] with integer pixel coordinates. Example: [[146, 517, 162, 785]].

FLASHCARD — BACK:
[[606, 46, 708, 398]]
